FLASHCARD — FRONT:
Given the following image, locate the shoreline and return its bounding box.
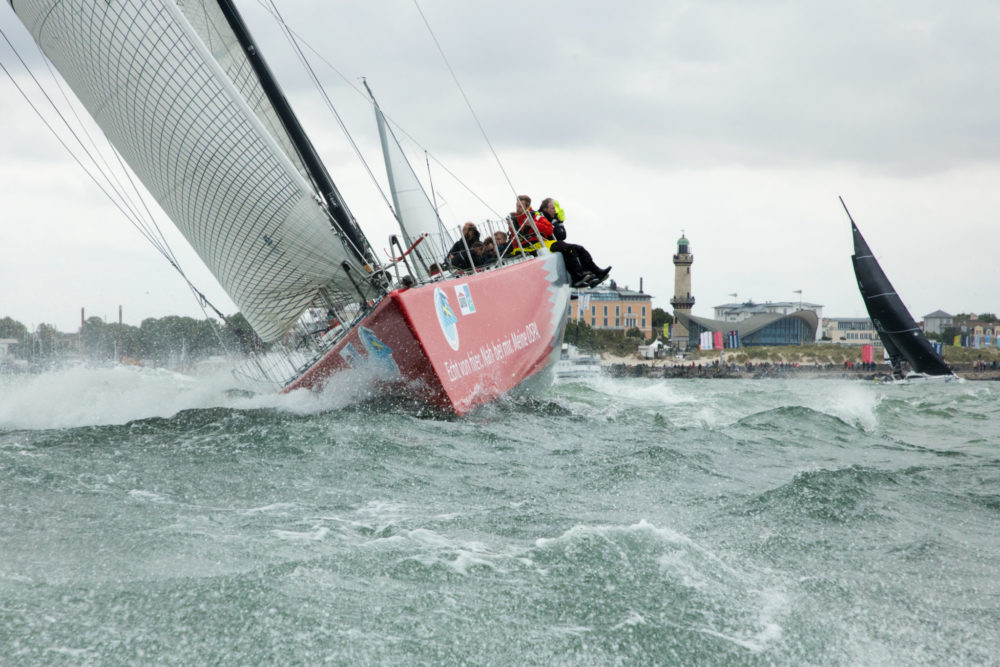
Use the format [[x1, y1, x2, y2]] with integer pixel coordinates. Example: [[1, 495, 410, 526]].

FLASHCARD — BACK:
[[600, 354, 1000, 381]]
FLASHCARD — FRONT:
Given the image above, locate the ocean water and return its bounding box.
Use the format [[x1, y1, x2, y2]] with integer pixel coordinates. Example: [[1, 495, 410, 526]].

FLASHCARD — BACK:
[[1, 366, 998, 665]]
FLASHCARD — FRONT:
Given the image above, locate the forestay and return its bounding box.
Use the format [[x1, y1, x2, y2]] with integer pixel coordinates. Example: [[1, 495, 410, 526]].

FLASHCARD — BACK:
[[12, 0, 362, 342]]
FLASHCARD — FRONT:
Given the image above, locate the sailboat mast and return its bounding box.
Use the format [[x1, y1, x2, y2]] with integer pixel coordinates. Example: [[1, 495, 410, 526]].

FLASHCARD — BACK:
[[214, 0, 373, 266]]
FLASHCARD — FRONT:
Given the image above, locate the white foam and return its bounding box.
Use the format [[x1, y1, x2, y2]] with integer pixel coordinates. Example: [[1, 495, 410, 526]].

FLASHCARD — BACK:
[[581, 377, 884, 431], [611, 611, 647, 630], [0, 363, 234, 429], [0, 358, 390, 429], [273, 526, 330, 542], [127, 489, 172, 504], [241, 502, 301, 515], [533, 519, 788, 652], [534, 518, 693, 550]]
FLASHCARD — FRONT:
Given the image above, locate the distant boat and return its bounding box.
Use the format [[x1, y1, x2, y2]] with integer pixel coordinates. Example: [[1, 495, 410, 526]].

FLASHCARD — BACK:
[[841, 197, 956, 381], [10, 0, 570, 415], [554, 343, 602, 380]]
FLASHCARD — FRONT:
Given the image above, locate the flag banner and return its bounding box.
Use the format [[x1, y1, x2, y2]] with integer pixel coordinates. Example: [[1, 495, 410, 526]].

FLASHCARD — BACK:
[[954, 334, 962, 347], [861, 344, 874, 364], [986, 333, 992, 346], [931, 341, 944, 356], [663, 323, 670, 338], [713, 331, 724, 350], [700, 331, 713, 350], [974, 335, 982, 348], [727, 330, 739, 348]]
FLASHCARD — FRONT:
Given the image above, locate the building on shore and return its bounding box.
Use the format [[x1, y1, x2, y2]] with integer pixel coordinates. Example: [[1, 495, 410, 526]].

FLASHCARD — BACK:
[[568, 280, 653, 338], [922, 310, 953, 335], [714, 300, 823, 325], [669, 233, 694, 349], [676, 310, 819, 348], [822, 317, 883, 348], [953, 316, 1000, 344]]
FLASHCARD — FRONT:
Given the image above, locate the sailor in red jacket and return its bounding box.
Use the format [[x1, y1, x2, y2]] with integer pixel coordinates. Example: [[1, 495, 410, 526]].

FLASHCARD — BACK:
[[509, 195, 553, 252], [507, 194, 611, 288]]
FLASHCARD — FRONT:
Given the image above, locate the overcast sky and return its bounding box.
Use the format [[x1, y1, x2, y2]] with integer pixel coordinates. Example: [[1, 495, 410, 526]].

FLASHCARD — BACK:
[[2, 0, 999, 333]]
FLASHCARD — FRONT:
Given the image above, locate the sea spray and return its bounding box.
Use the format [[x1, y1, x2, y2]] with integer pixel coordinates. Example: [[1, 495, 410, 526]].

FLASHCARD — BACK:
[[1, 373, 997, 663]]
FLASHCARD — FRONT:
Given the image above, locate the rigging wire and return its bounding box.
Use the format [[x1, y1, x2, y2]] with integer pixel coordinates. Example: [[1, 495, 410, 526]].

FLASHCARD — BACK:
[[249, 0, 506, 222], [1, 28, 170, 263], [410, 0, 519, 202], [263, 0, 392, 261], [410, 0, 545, 245], [0, 23, 231, 326]]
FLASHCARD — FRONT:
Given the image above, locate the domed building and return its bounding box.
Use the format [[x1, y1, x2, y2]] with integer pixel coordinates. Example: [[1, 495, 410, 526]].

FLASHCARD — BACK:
[[675, 309, 819, 348]]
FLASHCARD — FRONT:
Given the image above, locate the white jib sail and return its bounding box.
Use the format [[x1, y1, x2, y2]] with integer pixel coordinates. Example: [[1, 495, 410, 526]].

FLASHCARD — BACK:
[[13, 0, 359, 342], [374, 100, 450, 278]]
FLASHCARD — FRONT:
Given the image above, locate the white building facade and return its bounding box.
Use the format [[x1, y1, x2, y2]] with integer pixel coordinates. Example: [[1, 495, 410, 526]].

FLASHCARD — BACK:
[[822, 318, 883, 347], [714, 301, 824, 340]]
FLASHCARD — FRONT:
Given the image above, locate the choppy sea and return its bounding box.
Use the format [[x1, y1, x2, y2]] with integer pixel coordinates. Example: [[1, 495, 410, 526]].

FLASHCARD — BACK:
[[1, 365, 998, 665]]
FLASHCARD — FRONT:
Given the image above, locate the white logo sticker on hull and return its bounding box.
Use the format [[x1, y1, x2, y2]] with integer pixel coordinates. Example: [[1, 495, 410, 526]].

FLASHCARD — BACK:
[[455, 283, 476, 315]]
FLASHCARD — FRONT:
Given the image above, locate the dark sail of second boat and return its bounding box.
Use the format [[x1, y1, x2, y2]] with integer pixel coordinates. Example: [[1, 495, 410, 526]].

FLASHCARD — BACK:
[[841, 197, 953, 379]]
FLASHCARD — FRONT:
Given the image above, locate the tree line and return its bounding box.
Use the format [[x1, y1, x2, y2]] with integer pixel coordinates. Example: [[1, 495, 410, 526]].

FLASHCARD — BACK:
[[0, 313, 263, 365], [1, 306, 675, 365]]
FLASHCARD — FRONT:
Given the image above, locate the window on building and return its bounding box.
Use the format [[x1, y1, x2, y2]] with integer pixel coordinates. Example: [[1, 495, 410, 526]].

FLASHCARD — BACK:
[[603, 318, 608, 326]]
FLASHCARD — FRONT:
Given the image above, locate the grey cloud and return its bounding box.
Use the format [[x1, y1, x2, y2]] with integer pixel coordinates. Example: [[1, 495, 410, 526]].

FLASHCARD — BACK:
[[257, 0, 1000, 176]]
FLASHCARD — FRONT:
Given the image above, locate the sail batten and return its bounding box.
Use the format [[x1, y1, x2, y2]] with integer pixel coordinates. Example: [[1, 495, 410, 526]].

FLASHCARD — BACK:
[[13, 0, 364, 342]]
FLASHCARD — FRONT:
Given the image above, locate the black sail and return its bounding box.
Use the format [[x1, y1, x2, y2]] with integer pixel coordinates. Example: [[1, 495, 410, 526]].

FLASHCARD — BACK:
[[849, 217, 952, 377]]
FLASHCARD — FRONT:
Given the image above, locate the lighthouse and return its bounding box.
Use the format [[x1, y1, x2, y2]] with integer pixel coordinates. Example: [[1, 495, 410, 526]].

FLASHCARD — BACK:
[[669, 232, 695, 348]]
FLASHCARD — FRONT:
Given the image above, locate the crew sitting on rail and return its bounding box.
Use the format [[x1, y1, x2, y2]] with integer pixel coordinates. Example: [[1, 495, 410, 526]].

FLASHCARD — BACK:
[[508, 195, 553, 254], [538, 197, 567, 241], [509, 194, 611, 287], [541, 195, 610, 287], [492, 230, 514, 258], [445, 222, 496, 270]]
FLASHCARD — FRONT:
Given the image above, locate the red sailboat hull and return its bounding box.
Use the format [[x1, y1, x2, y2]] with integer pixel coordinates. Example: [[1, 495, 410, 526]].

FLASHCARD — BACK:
[[281, 254, 570, 414]]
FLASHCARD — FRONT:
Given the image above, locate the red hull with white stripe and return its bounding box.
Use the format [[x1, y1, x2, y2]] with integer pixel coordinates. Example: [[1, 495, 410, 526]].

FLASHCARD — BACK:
[[281, 254, 570, 415]]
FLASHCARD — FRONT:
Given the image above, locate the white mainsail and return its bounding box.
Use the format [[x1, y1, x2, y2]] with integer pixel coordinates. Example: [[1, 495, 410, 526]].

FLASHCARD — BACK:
[[177, 0, 314, 189], [12, 0, 362, 342], [374, 98, 450, 276]]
